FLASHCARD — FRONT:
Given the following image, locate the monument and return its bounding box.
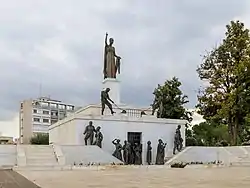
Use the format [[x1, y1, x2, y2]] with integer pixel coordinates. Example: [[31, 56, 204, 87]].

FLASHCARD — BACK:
[[49, 33, 187, 164]]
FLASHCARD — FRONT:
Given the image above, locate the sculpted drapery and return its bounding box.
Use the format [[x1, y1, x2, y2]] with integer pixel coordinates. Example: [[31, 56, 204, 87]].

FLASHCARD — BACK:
[[103, 33, 121, 79]]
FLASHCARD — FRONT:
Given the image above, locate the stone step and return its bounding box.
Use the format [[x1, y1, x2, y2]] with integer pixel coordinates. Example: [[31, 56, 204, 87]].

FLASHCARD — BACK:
[[27, 157, 57, 162], [25, 148, 54, 152], [26, 151, 55, 155], [26, 156, 57, 161]]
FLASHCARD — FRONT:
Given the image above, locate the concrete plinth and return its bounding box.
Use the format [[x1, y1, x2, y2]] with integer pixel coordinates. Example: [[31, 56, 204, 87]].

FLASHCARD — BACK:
[[102, 78, 120, 105]]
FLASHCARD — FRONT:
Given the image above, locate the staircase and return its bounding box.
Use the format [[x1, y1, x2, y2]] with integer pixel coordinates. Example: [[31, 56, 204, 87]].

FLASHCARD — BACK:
[[24, 145, 58, 167]]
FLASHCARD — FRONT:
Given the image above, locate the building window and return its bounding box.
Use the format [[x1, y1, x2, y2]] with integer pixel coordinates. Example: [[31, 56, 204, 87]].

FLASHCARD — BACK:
[[33, 118, 40, 122], [43, 110, 49, 115], [43, 119, 49, 123], [33, 109, 38, 113], [50, 103, 57, 108], [20, 103, 23, 109], [66, 105, 73, 110], [59, 104, 65, 109], [51, 111, 58, 116], [41, 102, 49, 107]]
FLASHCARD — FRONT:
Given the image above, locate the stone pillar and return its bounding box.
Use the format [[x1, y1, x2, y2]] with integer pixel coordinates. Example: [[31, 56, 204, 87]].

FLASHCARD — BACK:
[[102, 78, 120, 105]]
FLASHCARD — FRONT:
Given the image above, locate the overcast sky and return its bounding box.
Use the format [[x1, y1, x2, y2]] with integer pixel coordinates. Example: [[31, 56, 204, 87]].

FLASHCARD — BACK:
[[0, 0, 250, 137]]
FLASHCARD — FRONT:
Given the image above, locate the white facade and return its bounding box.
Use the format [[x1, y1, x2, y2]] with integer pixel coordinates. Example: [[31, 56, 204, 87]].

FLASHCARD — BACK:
[[49, 114, 186, 164]]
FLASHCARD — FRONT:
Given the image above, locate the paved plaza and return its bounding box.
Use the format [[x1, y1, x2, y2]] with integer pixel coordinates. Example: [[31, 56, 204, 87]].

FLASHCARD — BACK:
[[0, 170, 40, 188], [19, 166, 250, 188]]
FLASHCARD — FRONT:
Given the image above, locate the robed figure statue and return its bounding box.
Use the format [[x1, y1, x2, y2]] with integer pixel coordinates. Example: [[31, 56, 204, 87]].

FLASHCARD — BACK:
[[103, 32, 121, 79]]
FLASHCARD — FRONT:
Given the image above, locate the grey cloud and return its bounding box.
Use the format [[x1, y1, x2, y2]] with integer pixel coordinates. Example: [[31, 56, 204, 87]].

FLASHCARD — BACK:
[[0, 0, 249, 122]]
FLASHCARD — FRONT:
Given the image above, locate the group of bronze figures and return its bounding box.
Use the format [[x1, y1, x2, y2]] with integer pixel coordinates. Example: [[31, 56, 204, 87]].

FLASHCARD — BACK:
[[112, 139, 143, 165], [83, 121, 103, 148], [84, 121, 183, 165]]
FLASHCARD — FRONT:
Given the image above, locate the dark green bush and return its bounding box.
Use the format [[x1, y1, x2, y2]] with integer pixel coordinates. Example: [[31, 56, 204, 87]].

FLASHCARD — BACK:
[[30, 133, 49, 145]]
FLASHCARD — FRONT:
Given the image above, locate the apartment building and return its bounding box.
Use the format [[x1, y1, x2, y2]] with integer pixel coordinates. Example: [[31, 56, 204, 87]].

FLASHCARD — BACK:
[[19, 97, 77, 144]]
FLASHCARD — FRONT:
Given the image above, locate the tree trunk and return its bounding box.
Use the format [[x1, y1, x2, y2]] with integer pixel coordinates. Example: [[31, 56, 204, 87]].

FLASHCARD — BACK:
[[232, 116, 239, 145], [228, 113, 234, 145]]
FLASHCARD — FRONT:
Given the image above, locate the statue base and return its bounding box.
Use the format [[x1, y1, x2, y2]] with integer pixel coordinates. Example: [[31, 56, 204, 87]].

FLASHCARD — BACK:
[[102, 78, 120, 105]]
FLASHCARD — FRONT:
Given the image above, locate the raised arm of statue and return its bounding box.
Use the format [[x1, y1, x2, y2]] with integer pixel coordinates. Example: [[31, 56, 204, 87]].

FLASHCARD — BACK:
[[103, 33, 108, 78], [112, 139, 117, 145], [105, 32, 108, 46]]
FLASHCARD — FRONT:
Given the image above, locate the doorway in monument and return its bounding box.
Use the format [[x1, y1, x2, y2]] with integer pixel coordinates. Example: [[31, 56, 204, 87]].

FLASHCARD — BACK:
[[127, 132, 142, 165], [127, 132, 142, 144]]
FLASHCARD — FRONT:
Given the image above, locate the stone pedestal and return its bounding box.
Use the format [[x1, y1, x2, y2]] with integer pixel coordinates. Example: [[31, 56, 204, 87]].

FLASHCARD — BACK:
[[102, 78, 120, 105]]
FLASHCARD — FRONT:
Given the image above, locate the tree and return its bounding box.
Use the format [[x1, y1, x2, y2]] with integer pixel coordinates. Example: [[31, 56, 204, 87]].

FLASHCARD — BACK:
[[151, 77, 192, 122], [186, 121, 229, 146], [197, 20, 250, 145], [30, 133, 49, 145]]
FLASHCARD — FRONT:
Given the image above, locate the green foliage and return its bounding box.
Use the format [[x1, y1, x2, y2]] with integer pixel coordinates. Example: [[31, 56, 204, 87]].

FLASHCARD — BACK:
[[151, 77, 192, 122], [30, 133, 49, 145], [186, 121, 229, 146], [196, 20, 250, 145], [186, 136, 198, 146]]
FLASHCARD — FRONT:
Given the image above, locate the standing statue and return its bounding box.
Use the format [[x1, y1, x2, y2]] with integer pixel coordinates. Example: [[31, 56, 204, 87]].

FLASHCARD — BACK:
[[112, 138, 123, 161], [173, 125, 183, 155], [83, 121, 96, 145], [134, 143, 142, 165], [103, 32, 121, 79], [129, 142, 136, 164], [122, 140, 131, 165], [94, 126, 103, 148], [101, 88, 115, 115], [156, 139, 167, 165], [146, 141, 152, 165]]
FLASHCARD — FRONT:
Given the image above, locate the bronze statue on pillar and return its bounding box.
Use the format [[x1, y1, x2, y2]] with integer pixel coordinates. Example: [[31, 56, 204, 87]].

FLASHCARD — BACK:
[[103, 32, 121, 79]]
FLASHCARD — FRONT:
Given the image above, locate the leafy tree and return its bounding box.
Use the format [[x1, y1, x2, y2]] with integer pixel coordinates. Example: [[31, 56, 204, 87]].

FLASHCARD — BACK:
[[196, 20, 250, 145], [193, 121, 229, 146], [186, 121, 229, 146], [151, 77, 192, 122], [30, 133, 49, 145]]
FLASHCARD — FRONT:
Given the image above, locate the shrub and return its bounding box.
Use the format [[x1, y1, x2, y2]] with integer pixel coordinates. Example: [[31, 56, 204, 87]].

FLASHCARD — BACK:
[[30, 133, 49, 145]]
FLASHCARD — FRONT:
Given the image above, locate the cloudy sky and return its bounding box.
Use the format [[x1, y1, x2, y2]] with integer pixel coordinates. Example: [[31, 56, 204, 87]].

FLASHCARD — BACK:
[[0, 0, 250, 137]]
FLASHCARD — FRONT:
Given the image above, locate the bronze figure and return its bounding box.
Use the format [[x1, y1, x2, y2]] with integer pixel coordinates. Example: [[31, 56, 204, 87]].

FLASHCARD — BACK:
[[173, 125, 183, 154], [83, 121, 96, 145], [103, 32, 121, 79], [146, 141, 152, 165], [112, 138, 123, 161], [94, 126, 103, 148], [101, 88, 115, 115], [156, 139, 167, 165]]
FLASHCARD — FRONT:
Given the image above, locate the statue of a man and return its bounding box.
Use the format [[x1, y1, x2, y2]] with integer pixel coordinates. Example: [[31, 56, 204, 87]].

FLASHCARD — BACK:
[[156, 139, 167, 165], [101, 88, 115, 115], [173, 125, 183, 154], [103, 32, 121, 79], [83, 121, 96, 145], [94, 126, 103, 148]]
